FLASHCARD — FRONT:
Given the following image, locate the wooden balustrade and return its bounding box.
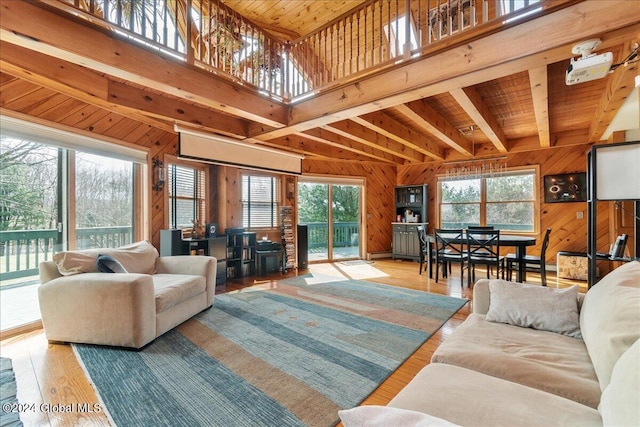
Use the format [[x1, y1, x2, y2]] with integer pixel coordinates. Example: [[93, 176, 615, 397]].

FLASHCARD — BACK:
[[49, 0, 546, 101]]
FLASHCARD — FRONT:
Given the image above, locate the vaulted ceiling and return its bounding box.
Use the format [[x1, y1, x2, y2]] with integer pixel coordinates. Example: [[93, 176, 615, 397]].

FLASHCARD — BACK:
[[1, 0, 639, 167]]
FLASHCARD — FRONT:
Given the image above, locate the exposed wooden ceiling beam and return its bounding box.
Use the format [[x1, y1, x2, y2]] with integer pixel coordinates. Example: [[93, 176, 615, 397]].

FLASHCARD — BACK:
[[528, 65, 551, 148], [450, 86, 508, 153], [299, 129, 401, 164], [351, 111, 443, 161], [107, 81, 249, 138], [392, 101, 473, 157], [0, 1, 288, 129], [0, 55, 174, 132], [323, 119, 425, 163], [266, 135, 376, 162], [0, 42, 250, 138], [588, 40, 640, 142], [278, 2, 640, 134]]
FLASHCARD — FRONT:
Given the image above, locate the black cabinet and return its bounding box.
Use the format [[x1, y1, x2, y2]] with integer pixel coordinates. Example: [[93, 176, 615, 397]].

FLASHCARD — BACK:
[[392, 185, 428, 260]]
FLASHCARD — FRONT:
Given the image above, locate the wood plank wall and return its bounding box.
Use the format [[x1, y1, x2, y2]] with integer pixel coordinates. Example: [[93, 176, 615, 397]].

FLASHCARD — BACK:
[[398, 143, 616, 273]]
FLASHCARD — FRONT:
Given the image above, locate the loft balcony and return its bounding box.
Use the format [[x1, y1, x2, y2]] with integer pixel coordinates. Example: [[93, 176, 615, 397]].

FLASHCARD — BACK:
[[45, 0, 556, 103]]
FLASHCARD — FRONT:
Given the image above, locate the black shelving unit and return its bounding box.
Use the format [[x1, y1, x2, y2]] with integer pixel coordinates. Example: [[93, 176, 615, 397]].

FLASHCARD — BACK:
[[586, 142, 640, 288], [241, 232, 256, 277], [226, 229, 256, 279]]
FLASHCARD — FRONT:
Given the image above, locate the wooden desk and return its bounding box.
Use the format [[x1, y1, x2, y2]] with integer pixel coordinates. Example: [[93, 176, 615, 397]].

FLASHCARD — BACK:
[[428, 233, 537, 283]]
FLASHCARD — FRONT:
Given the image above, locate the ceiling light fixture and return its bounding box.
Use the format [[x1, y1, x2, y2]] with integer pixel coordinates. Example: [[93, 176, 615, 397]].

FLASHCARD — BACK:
[[445, 126, 508, 179]]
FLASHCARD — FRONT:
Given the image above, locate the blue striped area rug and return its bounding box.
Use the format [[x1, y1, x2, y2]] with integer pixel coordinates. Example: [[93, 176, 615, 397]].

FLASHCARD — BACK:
[[73, 275, 467, 427]]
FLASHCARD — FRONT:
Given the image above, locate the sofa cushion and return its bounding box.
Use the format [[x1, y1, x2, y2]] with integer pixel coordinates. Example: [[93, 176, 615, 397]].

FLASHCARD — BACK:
[[153, 274, 206, 313], [54, 240, 158, 275], [339, 406, 459, 427], [599, 338, 640, 426], [388, 363, 601, 427], [96, 254, 128, 273], [485, 280, 581, 338], [580, 261, 640, 391], [431, 313, 600, 408]]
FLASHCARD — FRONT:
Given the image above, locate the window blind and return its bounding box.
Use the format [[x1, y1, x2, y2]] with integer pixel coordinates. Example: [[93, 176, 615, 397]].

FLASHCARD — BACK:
[[241, 175, 280, 228], [168, 164, 206, 228]]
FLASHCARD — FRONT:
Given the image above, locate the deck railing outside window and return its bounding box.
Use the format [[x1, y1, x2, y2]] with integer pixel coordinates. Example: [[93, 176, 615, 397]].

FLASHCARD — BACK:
[[0, 227, 132, 282], [307, 222, 360, 249], [52, 0, 543, 102]]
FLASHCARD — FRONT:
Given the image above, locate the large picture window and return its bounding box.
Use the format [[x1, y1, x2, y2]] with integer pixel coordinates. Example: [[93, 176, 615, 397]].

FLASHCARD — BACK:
[[439, 169, 537, 232], [242, 174, 280, 229]]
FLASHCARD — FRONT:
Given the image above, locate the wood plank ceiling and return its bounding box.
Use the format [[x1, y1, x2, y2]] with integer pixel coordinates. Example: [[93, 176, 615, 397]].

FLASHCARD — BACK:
[[1, 0, 639, 166]]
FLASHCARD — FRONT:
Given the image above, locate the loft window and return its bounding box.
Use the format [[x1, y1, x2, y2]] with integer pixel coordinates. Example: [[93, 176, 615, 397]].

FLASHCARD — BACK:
[[242, 174, 281, 229], [384, 14, 418, 58]]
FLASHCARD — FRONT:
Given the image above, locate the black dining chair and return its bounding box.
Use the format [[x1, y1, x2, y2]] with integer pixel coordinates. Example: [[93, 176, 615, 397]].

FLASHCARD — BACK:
[[417, 225, 449, 277], [434, 229, 468, 284], [506, 228, 551, 286], [417, 225, 430, 275], [467, 226, 496, 272], [466, 229, 504, 287]]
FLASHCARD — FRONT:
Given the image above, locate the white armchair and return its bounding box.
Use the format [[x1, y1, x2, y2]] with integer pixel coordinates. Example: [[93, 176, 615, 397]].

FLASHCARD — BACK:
[[38, 241, 216, 349]]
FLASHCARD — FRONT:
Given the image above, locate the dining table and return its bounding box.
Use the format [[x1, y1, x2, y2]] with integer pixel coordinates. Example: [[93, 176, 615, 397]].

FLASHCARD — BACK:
[[426, 232, 537, 284]]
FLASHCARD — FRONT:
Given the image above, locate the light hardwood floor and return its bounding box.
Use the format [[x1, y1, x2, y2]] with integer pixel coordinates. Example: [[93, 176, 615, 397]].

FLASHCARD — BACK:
[[0, 258, 586, 426]]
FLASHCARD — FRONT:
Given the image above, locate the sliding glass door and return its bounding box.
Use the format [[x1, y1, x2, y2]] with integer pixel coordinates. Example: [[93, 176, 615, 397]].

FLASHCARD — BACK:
[[1, 136, 138, 332], [297, 177, 363, 263], [330, 184, 361, 260]]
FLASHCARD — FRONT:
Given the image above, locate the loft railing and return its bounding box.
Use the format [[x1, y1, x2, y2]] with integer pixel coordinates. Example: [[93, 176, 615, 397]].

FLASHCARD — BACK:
[[0, 226, 132, 282], [49, 0, 550, 102]]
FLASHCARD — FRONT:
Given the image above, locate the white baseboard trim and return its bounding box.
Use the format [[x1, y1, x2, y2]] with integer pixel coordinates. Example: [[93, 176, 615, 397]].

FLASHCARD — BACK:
[[367, 251, 392, 260]]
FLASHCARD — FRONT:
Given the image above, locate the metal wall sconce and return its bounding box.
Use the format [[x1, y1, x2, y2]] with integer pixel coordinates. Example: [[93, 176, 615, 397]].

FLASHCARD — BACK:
[[152, 159, 165, 192]]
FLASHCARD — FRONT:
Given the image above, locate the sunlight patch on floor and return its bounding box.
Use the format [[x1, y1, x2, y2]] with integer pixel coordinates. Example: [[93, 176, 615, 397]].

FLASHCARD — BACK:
[[309, 262, 390, 281]]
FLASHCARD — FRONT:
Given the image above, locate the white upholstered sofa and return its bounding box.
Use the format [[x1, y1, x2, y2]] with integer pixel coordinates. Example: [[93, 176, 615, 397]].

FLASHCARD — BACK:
[[340, 261, 640, 427], [38, 241, 216, 349]]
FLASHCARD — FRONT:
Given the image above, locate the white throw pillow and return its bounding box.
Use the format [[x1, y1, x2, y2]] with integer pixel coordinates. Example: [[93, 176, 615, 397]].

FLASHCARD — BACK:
[[599, 338, 640, 426], [339, 406, 459, 427], [485, 280, 581, 338], [54, 240, 158, 276], [580, 261, 640, 391]]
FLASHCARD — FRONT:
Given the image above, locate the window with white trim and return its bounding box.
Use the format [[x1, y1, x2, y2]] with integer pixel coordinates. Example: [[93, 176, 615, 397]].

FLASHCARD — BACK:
[[241, 174, 281, 229], [439, 169, 537, 232]]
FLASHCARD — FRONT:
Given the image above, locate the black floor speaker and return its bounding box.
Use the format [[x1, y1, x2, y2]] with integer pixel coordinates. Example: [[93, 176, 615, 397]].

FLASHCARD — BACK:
[[297, 224, 308, 270]]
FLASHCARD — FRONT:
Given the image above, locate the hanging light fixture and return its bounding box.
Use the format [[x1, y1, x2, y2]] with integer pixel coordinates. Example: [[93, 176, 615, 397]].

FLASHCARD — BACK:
[[445, 125, 508, 179]]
